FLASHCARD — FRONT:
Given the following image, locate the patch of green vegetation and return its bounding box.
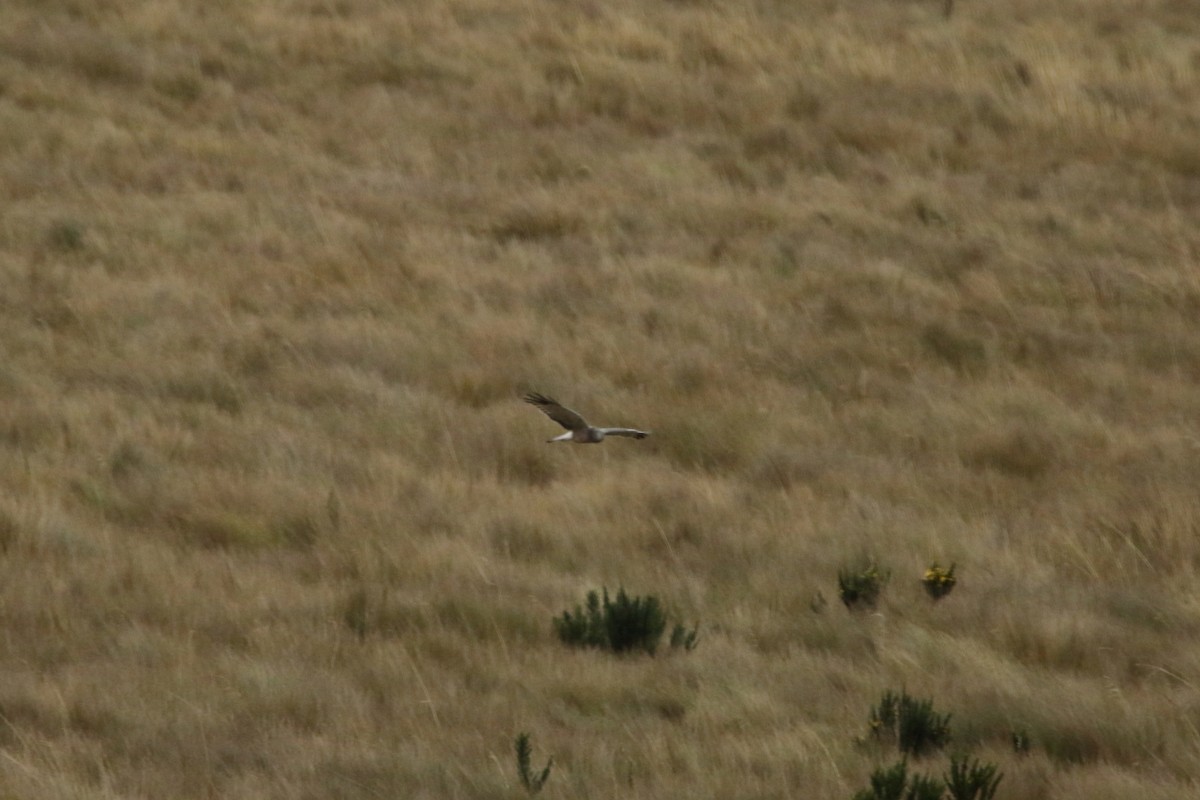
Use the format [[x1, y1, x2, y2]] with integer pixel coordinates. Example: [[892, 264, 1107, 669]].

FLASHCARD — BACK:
[[514, 732, 552, 795], [839, 561, 889, 612], [945, 754, 1002, 800], [921, 563, 957, 601], [852, 760, 943, 800], [869, 689, 952, 757], [554, 588, 696, 656]]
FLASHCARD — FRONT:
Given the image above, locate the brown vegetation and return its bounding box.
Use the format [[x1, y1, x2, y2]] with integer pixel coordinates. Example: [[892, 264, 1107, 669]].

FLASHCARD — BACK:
[[1, 0, 1199, 797]]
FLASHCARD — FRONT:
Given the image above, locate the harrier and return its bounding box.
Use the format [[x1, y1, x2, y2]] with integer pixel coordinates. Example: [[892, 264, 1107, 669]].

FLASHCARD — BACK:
[[523, 392, 650, 444]]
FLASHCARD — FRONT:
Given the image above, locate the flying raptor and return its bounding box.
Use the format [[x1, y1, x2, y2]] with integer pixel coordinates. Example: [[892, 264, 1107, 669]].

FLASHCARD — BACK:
[[523, 392, 650, 444]]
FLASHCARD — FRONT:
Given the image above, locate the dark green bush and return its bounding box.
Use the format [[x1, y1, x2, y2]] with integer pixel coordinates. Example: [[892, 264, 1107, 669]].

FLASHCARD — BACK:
[[853, 701, 1002, 800], [907, 772, 947, 800], [852, 760, 908, 800], [553, 589, 607, 649], [944, 754, 1002, 800], [554, 587, 674, 655], [852, 760, 942, 800], [921, 563, 957, 601], [869, 690, 952, 757], [603, 588, 667, 653], [839, 561, 889, 611]]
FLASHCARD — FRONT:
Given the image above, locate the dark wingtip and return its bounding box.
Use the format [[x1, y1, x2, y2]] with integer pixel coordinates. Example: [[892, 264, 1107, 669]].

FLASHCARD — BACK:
[[524, 392, 554, 406]]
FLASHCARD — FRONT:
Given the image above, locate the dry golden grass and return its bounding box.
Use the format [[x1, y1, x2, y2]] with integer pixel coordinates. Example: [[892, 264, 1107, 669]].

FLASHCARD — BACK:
[[1, 0, 1199, 797]]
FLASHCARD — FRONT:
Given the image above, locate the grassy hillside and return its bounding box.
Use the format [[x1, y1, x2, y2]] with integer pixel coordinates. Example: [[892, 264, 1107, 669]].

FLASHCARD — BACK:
[[1, 0, 1199, 797]]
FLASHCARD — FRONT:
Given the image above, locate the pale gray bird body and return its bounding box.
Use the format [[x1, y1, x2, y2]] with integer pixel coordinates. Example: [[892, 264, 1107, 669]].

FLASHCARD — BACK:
[[523, 392, 650, 444]]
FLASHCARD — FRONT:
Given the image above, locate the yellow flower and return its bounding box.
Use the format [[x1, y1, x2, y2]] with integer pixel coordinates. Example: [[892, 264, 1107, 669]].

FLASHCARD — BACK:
[[922, 563, 957, 599]]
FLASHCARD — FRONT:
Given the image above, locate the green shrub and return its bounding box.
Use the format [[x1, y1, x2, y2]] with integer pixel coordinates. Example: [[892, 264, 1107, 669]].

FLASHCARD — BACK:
[[944, 754, 1002, 800], [554, 589, 607, 648], [907, 772, 948, 800], [869, 689, 952, 757], [603, 588, 667, 653], [854, 700, 1001, 800], [921, 563, 957, 601], [839, 561, 889, 611], [852, 760, 908, 800], [851, 755, 1001, 800], [554, 587, 672, 655], [514, 732, 552, 795], [852, 760, 942, 800]]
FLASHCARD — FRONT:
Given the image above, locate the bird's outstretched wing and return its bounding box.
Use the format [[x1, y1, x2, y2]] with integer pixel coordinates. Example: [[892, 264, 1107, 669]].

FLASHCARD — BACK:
[[598, 427, 650, 439], [524, 393, 589, 431]]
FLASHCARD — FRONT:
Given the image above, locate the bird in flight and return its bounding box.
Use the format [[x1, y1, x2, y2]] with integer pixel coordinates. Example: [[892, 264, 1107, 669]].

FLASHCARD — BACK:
[[524, 392, 650, 444]]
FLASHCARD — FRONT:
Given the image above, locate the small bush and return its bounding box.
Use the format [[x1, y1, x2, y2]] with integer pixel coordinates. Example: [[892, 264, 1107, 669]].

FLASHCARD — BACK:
[[555, 587, 678, 655], [603, 589, 666, 654], [851, 754, 1002, 800], [554, 589, 606, 649], [852, 759, 908, 800], [944, 754, 1002, 800], [852, 760, 942, 800], [514, 732, 553, 795], [839, 561, 889, 611], [921, 563, 957, 601], [908, 772, 948, 800], [869, 690, 952, 757]]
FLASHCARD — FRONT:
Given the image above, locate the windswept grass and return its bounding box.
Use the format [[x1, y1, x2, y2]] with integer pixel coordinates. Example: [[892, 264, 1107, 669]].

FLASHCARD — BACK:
[[0, 0, 1199, 798]]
